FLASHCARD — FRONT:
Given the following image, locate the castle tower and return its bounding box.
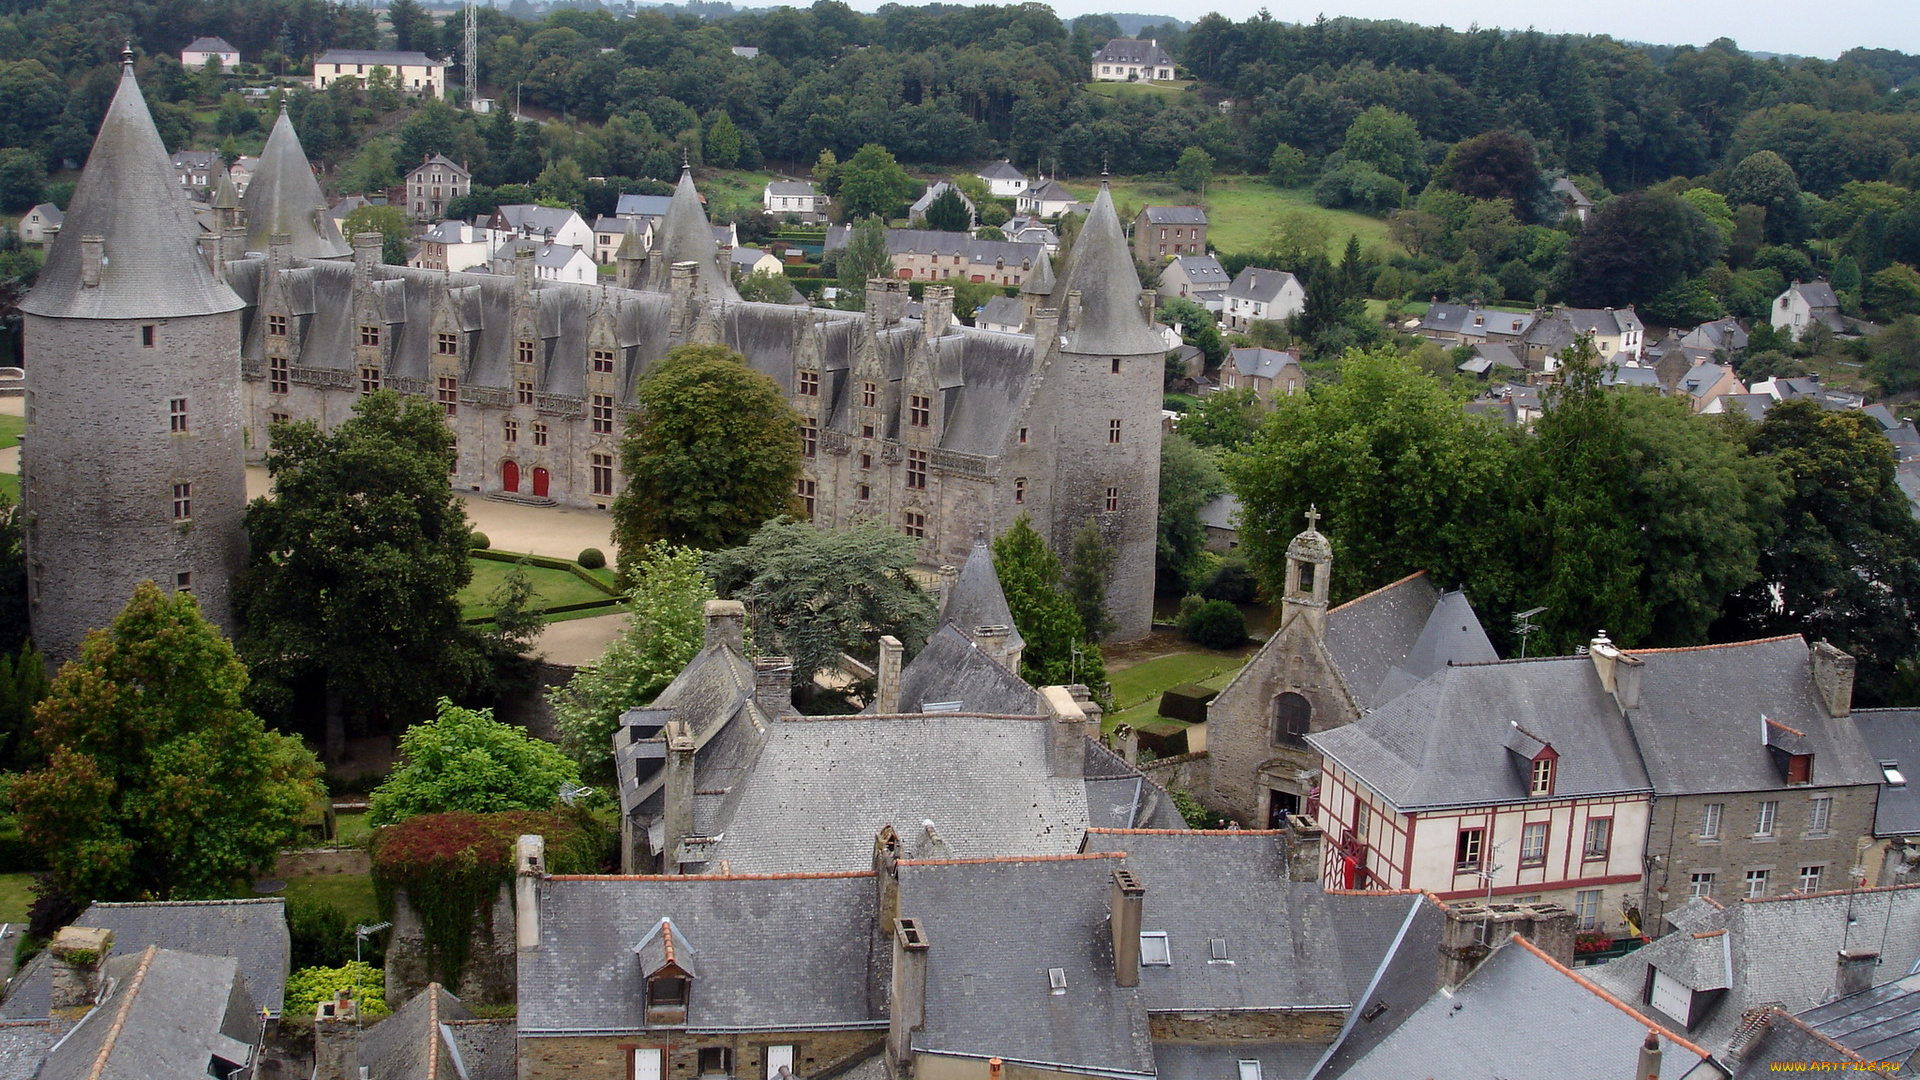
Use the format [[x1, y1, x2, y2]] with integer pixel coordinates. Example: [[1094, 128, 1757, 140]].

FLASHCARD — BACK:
[[18, 51, 249, 659], [241, 105, 351, 260], [1019, 247, 1055, 330], [641, 163, 738, 303], [1281, 505, 1332, 636], [1046, 177, 1167, 641], [940, 537, 1026, 674]]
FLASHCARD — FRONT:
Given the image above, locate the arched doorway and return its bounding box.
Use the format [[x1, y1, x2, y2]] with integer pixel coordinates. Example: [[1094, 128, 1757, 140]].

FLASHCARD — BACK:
[[531, 467, 549, 498], [502, 460, 520, 493]]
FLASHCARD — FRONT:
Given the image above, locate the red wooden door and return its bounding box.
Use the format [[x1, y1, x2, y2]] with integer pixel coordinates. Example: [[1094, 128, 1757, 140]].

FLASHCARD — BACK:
[[502, 460, 520, 493], [532, 467, 549, 498]]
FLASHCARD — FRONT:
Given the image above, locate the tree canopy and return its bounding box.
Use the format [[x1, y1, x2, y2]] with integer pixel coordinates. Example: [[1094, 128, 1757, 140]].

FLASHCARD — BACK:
[[14, 582, 323, 902], [1561, 190, 1724, 308], [611, 344, 802, 556], [836, 143, 916, 221], [991, 515, 1107, 693], [368, 699, 579, 826]]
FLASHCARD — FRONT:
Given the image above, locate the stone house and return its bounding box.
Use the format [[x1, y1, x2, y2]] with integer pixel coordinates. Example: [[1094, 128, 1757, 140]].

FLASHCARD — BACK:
[[312, 49, 447, 98], [763, 179, 827, 223], [1413, 302, 1534, 347], [1525, 305, 1645, 370], [730, 246, 784, 279], [171, 148, 221, 190], [491, 239, 596, 284], [181, 35, 238, 69], [403, 153, 469, 221], [1132, 206, 1207, 264], [824, 225, 1048, 287], [18, 201, 61, 245], [591, 214, 645, 264], [490, 203, 595, 253], [1676, 360, 1746, 412], [1194, 515, 1498, 830], [1847, 708, 1920, 885], [1223, 266, 1305, 330], [1552, 177, 1592, 223], [975, 293, 1024, 333], [1773, 281, 1848, 341], [1221, 346, 1304, 401], [1091, 37, 1176, 81], [975, 160, 1028, 198], [1157, 253, 1229, 310]]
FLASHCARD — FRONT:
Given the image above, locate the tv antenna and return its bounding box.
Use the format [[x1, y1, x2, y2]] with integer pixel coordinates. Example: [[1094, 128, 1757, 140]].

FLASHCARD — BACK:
[[1512, 607, 1546, 658], [464, 0, 479, 112], [559, 781, 596, 806]]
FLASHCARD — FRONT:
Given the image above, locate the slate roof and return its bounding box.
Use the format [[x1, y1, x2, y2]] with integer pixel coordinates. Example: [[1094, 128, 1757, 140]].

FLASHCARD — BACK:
[[1198, 491, 1239, 531], [517, 873, 878, 1035], [1417, 302, 1534, 339], [1227, 346, 1300, 381], [1559, 305, 1645, 337], [1334, 938, 1709, 1080], [1849, 709, 1920, 837], [1603, 363, 1663, 389], [976, 161, 1025, 181], [316, 49, 441, 66], [1720, 393, 1773, 421], [358, 983, 516, 1080], [20, 61, 244, 321], [37, 947, 257, 1080], [1680, 362, 1737, 400], [1062, 182, 1174, 357], [1225, 266, 1297, 305], [407, 153, 467, 179], [242, 106, 352, 259], [1024, 177, 1076, 205], [1472, 342, 1523, 369], [1621, 636, 1881, 796], [1680, 317, 1749, 354], [643, 166, 738, 303], [1307, 654, 1652, 811], [615, 639, 762, 819], [1798, 971, 1920, 1069], [1093, 38, 1174, 66], [494, 203, 584, 240], [890, 625, 1042, 718], [183, 36, 236, 53], [0, 1021, 63, 1080], [1730, 1010, 1870, 1078], [1319, 572, 1497, 712], [825, 226, 1044, 270], [942, 539, 1021, 646], [1553, 177, 1593, 208], [1020, 248, 1055, 295], [766, 180, 817, 197], [1140, 205, 1207, 225], [1588, 884, 1920, 1053], [616, 193, 674, 217], [703, 714, 1090, 872], [910, 181, 972, 216], [976, 294, 1023, 328], [1162, 254, 1229, 291], [900, 854, 1156, 1077], [24, 202, 60, 226], [1793, 281, 1843, 310]]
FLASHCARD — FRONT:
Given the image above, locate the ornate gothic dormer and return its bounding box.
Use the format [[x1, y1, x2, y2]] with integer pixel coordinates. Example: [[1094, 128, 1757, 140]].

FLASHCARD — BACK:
[[1283, 505, 1333, 635]]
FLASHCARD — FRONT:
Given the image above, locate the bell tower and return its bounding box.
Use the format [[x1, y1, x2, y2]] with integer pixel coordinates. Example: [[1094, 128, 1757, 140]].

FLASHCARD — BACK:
[[1281, 505, 1332, 635]]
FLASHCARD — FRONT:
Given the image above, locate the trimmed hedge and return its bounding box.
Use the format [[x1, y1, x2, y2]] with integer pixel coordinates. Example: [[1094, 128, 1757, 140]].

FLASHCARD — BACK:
[[577, 547, 606, 570], [468, 532, 490, 549]]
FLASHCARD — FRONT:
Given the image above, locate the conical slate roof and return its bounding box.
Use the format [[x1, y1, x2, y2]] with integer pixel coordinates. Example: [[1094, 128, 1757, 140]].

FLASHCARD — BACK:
[[648, 165, 737, 302], [241, 107, 351, 259], [209, 169, 240, 211], [615, 217, 647, 260], [943, 539, 1025, 656], [1060, 180, 1165, 356], [1020, 247, 1055, 296], [20, 58, 242, 320]]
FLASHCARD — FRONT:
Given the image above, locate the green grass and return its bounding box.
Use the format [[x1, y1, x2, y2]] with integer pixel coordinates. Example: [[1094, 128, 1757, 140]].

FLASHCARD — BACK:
[[0, 873, 33, 924], [282, 873, 381, 926], [334, 813, 372, 847], [1083, 174, 1400, 262], [1104, 650, 1249, 733], [0, 474, 15, 501], [1083, 79, 1195, 100], [459, 556, 614, 620], [0, 413, 20, 449]]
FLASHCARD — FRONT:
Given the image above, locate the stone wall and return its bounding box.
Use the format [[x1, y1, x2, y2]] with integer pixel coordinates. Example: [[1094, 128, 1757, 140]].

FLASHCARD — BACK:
[[385, 883, 516, 1008], [1643, 786, 1878, 929]]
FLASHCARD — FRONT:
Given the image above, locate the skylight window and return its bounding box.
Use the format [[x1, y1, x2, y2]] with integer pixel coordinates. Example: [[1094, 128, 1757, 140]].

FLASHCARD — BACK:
[[1238, 1061, 1263, 1080], [1048, 968, 1067, 995], [1140, 932, 1171, 966], [1885, 761, 1906, 787], [1209, 938, 1230, 962]]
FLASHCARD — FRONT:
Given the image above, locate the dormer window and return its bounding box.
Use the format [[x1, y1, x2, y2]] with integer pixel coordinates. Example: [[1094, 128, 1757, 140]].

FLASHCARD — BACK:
[[1764, 717, 1814, 785], [1530, 756, 1554, 797], [634, 918, 696, 1025], [649, 976, 686, 1006]]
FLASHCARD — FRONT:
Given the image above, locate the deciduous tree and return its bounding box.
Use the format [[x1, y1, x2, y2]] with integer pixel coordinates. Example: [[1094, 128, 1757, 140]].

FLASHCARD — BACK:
[[611, 345, 801, 553], [368, 699, 579, 826], [1560, 190, 1723, 309], [834, 215, 894, 306], [1431, 131, 1544, 220], [14, 583, 323, 902], [836, 143, 915, 221], [1157, 433, 1226, 592], [991, 516, 1107, 692]]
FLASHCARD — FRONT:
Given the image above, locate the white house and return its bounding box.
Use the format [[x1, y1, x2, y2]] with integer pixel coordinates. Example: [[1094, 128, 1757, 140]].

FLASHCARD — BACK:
[[1090, 38, 1176, 82], [975, 160, 1028, 198], [1157, 254, 1230, 311], [592, 215, 648, 264], [730, 246, 784, 278], [493, 240, 596, 283], [1016, 177, 1078, 218], [490, 204, 594, 254], [1223, 266, 1306, 330], [18, 202, 61, 246], [411, 220, 493, 273], [312, 49, 447, 99], [181, 36, 239, 70], [976, 294, 1024, 333], [1772, 281, 1848, 341], [763, 180, 827, 223]]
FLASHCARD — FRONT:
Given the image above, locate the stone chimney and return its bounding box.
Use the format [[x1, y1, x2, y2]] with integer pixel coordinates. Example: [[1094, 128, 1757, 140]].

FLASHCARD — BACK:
[[1138, 288, 1157, 324], [1285, 814, 1323, 883], [1030, 307, 1060, 358], [1110, 723, 1138, 766], [1813, 640, 1856, 718], [1613, 651, 1644, 711], [1437, 903, 1577, 990], [312, 988, 361, 1080], [515, 834, 545, 949], [668, 261, 698, 337], [754, 656, 793, 717], [353, 231, 382, 277], [923, 285, 954, 341], [48, 926, 111, 1016], [1042, 686, 1088, 779], [887, 918, 930, 1075], [973, 624, 1023, 676], [1589, 631, 1618, 691], [1067, 685, 1104, 731], [870, 826, 901, 1016], [80, 236, 103, 288], [661, 719, 697, 873], [1110, 868, 1145, 987], [1064, 289, 1083, 332], [1635, 1032, 1662, 1080], [703, 599, 746, 653], [875, 635, 904, 714], [866, 278, 909, 327], [935, 564, 960, 612], [1837, 949, 1878, 998]]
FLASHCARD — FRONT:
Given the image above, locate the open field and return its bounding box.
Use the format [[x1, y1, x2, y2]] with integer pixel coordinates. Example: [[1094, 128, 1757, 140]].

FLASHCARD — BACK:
[[1068, 175, 1400, 261]]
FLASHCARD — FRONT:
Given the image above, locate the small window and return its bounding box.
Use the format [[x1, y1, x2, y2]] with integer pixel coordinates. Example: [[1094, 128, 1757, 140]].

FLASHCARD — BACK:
[[1139, 932, 1171, 966], [1746, 869, 1770, 898], [903, 510, 926, 539], [1209, 938, 1229, 962], [1014, 477, 1026, 504], [861, 381, 877, 408], [907, 449, 928, 490], [591, 394, 614, 434], [172, 482, 192, 521], [436, 332, 458, 355], [802, 419, 818, 458], [1455, 828, 1483, 871], [169, 397, 188, 433], [697, 1048, 729, 1075], [910, 394, 931, 427], [359, 324, 380, 348], [517, 380, 535, 405], [438, 376, 458, 416], [1298, 561, 1315, 594], [1756, 800, 1778, 838], [795, 477, 816, 518], [1520, 822, 1547, 867], [798, 370, 819, 396], [1584, 818, 1612, 861], [1809, 796, 1832, 835], [1018, 427, 1028, 443], [592, 349, 615, 373], [174, 571, 191, 591], [517, 340, 535, 365], [269, 355, 289, 395], [1110, 357, 1122, 374], [591, 453, 614, 496], [649, 976, 686, 1006], [1885, 761, 1907, 787], [861, 424, 875, 439], [267, 314, 288, 337], [360, 367, 381, 395], [141, 325, 156, 348], [1530, 756, 1554, 797], [1573, 888, 1601, 930], [504, 417, 519, 443], [1798, 865, 1824, 893], [857, 483, 871, 501], [1238, 1062, 1262, 1080], [860, 452, 873, 470], [1109, 418, 1122, 443], [1701, 803, 1723, 840], [532, 422, 549, 447], [1690, 872, 1715, 898], [1105, 486, 1120, 513], [1273, 692, 1311, 742]]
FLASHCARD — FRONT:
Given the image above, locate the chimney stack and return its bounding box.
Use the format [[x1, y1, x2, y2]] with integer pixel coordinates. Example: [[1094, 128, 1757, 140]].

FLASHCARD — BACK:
[[1614, 652, 1644, 711], [875, 636, 904, 714], [48, 926, 111, 1016], [1285, 814, 1323, 883], [1042, 686, 1089, 779], [1138, 287, 1157, 324], [871, 826, 901, 1016], [79, 236, 103, 288], [1837, 950, 1879, 998], [515, 834, 545, 949], [702, 599, 746, 653], [1437, 904, 1577, 990], [353, 231, 382, 276], [1110, 723, 1138, 766], [923, 285, 954, 341], [668, 261, 698, 337], [1067, 684, 1104, 730], [313, 988, 361, 1080], [1589, 631, 1618, 691], [1812, 641, 1856, 718], [754, 656, 793, 717], [1110, 869, 1145, 987], [662, 720, 697, 873], [936, 564, 960, 612], [1064, 289, 1083, 332], [1636, 1032, 1662, 1080], [888, 919, 931, 1075]]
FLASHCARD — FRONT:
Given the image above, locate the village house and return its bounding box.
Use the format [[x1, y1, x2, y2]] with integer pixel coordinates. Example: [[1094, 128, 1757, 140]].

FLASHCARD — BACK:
[[729, 245, 784, 279], [591, 214, 640, 264], [489, 203, 594, 253], [1676, 361, 1747, 412], [1413, 302, 1534, 347], [1456, 342, 1525, 377], [1091, 37, 1176, 81], [907, 180, 976, 228], [1017, 177, 1079, 218], [1552, 177, 1593, 223], [180, 35, 238, 70], [1132, 206, 1207, 263], [1773, 281, 1849, 340], [824, 225, 1048, 287], [1223, 266, 1306, 330], [1221, 346, 1305, 400], [492, 239, 596, 283], [404, 154, 469, 220], [974, 160, 1028, 198], [17, 201, 61, 246], [762, 179, 828, 223], [1157, 253, 1230, 310], [411, 219, 492, 272], [312, 49, 447, 98], [1846, 709, 1920, 885], [975, 293, 1024, 332], [1524, 305, 1645, 370], [171, 148, 220, 190]]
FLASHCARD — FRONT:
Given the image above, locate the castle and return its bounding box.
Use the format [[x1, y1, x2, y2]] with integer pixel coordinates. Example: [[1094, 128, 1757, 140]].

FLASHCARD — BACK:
[[21, 61, 1168, 660]]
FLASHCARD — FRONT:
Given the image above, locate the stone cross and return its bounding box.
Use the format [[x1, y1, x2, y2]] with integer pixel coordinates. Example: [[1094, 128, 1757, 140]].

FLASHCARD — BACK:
[[1304, 504, 1321, 532]]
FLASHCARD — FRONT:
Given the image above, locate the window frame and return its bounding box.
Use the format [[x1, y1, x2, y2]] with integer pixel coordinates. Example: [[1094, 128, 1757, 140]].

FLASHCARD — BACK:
[[269, 355, 290, 395], [359, 324, 381, 348], [437, 376, 458, 416], [532, 422, 549, 447], [909, 394, 932, 428], [1689, 872, 1715, 899], [1745, 868, 1770, 898], [171, 482, 193, 521], [1583, 817, 1612, 862], [1573, 888, 1601, 930], [168, 397, 188, 434], [1529, 756, 1554, 797], [591, 348, 615, 373], [1109, 418, 1122, 443], [1701, 803, 1723, 840], [591, 394, 615, 435], [1139, 931, 1171, 967], [902, 509, 926, 539], [504, 417, 519, 443], [590, 452, 614, 497], [1272, 692, 1311, 744], [1455, 827, 1484, 872], [1798, 864, 1824, 893], [360, 367, 381, 395], [798, 370, 820, 396], [906, 449, 928, 490], [267, 313, 288, 337], [436, 331, 458, 356], [1808, 796, 1832, 835], [1519, 821, 1548, 867], [1756, 800, 1778, 838]]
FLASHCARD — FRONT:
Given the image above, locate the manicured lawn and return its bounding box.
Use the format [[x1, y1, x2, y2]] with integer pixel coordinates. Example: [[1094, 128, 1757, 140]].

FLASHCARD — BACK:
[[1104, 649, 1250, 734], [459, 556, 615, 620], [1082, 79, 1195, 100], [1072, 175, 1401, 262], [0, 414, 21, 448], [0, 873, 34, 924], [334, 813, 372, 847], [283, 873, 381, 926]]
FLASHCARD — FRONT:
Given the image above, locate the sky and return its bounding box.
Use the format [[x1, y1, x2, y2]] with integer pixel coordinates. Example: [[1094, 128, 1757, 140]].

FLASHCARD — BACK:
[[844, 0, 1920, 61]]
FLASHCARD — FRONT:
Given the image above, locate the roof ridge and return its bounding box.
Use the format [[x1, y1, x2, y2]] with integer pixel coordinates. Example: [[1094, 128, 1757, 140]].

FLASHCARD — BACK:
[[1507, 935, 1712, 1059], [548, 870, 875, 882], [1768, 1008, 1870, 1062], [899, 852, 1126, 867], [87, 897, 284, 908], [1326, 570, 1428, 615], [1624, 633, 1804, 655], [1742, 881, 1920, 904], [85, 944, 158, 1080], [1085, 827, 1283, 836], [779, 713, 1045, 722], [1446, 654, 1585, 667]]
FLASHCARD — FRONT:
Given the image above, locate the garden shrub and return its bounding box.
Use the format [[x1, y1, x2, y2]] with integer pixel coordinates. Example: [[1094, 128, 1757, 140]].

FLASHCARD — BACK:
[[285, 961, 391, 1020], [1182, 599, 1247, 649], [286, 897, 356, 970], [468, 532, 490, 550], [1201, 558, 1259, 604], [576, 547, 606, 570]]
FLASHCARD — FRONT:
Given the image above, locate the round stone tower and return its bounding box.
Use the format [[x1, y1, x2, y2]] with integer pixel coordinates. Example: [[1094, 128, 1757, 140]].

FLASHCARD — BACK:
[[17, 51, 248, 659]]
